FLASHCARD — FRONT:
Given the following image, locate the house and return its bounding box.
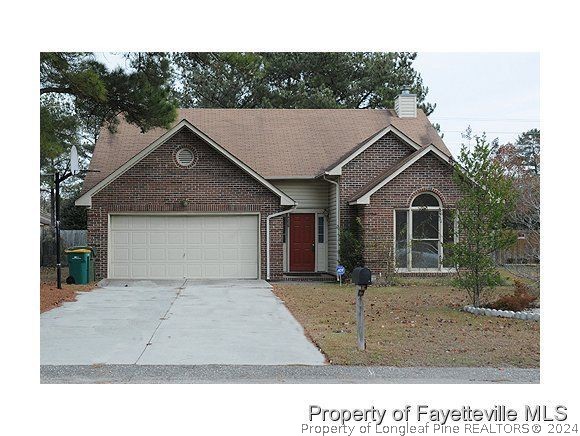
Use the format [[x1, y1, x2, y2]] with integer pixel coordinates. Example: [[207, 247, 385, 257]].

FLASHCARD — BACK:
[[76, 91, 462, 281], [40, 213, 51, 227]]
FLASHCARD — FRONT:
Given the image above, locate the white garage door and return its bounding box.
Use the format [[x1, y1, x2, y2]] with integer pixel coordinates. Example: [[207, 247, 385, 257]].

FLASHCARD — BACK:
[[109, 215, 259, 279]]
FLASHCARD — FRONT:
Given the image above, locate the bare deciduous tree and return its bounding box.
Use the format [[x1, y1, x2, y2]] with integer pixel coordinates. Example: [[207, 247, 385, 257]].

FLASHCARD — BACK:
[[494, 129, 540, 292]]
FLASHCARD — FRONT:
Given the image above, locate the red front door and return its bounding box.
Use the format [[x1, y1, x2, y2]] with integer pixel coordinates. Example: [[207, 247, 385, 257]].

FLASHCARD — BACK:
[[289, 213, 316, 272]]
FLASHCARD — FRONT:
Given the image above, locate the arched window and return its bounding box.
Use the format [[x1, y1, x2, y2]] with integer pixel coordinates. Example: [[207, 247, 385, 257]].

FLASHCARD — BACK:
[[412, 193, 441, 208], [395, 192, 456, 271]]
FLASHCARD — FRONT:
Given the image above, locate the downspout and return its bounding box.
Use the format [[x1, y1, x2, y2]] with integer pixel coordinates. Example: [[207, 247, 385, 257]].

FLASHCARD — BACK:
[[323, 174, 340, 278], [266, 206, 297, 280]]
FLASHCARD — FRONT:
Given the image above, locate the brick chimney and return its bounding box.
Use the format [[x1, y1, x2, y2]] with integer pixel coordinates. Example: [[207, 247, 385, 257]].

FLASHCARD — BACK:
[[395, 87, 417, 118]]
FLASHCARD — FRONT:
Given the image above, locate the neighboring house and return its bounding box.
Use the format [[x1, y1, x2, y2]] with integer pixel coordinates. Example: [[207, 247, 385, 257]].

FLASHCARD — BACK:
[[76, 91, 461, 281], [40, 213, 51, 227]]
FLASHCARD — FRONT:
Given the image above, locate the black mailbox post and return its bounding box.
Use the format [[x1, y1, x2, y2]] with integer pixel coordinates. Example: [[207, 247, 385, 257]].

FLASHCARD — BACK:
[[352, 266, 372, 350]]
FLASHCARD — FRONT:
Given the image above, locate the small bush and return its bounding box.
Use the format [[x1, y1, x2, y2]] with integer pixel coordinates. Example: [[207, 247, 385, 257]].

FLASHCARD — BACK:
[[339, 218, 364, 277], [487, 280, 537, 311]]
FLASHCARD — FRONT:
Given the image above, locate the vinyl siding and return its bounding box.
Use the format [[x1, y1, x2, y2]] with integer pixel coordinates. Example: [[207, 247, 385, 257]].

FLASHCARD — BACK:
[[272, 179, 331, 273], [327, 180, 339, 275], [271, 179, 329, 210]]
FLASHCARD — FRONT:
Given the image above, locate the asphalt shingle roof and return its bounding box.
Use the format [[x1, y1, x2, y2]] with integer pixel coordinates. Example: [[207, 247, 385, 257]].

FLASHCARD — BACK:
[[82, 108, 449, 193]]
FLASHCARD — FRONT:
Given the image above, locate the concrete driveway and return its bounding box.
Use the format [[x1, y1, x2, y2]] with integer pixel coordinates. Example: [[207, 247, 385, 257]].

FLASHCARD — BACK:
[[40, 279, 325, 365]]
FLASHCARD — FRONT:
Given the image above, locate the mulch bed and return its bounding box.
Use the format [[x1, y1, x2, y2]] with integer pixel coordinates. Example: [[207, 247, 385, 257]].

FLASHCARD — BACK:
[[40, 281, 96, 313]]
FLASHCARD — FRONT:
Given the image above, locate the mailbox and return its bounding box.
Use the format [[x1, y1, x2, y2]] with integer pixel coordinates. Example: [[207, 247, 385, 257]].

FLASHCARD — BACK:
[[352, 267, 372, 286]]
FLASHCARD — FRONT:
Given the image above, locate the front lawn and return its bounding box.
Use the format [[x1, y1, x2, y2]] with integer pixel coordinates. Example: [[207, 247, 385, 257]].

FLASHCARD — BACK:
[[272, 281, 539, 367]]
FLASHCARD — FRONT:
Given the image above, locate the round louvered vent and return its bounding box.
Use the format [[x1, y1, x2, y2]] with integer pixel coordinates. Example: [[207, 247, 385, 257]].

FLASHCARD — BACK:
[[175, 147, 196, 167]]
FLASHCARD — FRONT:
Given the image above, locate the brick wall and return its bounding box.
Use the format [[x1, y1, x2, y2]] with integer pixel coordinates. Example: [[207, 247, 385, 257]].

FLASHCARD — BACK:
[[338, 132, 462, 275], [87, 127, 288, 280], [339, 132, 416, 230]]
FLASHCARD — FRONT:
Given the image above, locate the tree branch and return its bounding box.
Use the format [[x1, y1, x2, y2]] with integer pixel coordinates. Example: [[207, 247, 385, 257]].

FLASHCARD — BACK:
[[40, 86, 74, 95]]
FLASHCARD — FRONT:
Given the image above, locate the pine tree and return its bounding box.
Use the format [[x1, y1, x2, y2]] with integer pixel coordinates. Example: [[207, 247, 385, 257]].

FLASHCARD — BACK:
[[172, 52, 435, 113]]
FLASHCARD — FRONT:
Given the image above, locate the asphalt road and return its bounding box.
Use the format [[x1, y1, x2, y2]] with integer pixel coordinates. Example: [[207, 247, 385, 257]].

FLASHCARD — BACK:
[[40, 365, 539, 384]]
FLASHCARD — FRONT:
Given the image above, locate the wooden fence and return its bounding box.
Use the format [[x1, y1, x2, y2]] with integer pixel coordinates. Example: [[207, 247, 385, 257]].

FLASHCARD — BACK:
[[40, 228, 87, 267], [494, 230, 540, 265]]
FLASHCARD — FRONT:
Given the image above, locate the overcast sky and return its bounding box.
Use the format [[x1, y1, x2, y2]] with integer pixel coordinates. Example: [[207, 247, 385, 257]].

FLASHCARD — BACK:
[[96, 52, 540, 156], [414, 52, 540, 155]]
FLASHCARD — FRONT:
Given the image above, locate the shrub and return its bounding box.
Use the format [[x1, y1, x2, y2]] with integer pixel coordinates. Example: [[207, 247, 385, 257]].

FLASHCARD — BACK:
[[339, 217, 364, 278], [487, 280, 537, 311]]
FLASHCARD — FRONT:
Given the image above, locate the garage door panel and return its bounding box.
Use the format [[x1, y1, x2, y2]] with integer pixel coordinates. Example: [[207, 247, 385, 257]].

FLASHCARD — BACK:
[[222, 264, 239, 277], [238, 217, 258, 230], [131, 232, 147, 245], [132, 216, 148, 229], [167, 264, 184, 278], [167, 232, 185, 245], [131, 264, 147, 278], [111, 264, 130, 278], [240, 263, 258, 278], [112, 248, 129, 262], [204, 232, 220, 245], [111, 216, 130, 230], [131, 248, 147, 261], [203, 248, 220, 261], [150, 248, 166, 261], [239, 247, 256, 259], [186, 264, 202, 277], [167, 248, 184, 261], [203, 264, 221, 277], [149, 232, 166, 244], [186, 232, 202, 244], [149, 217, 166, 229], [149, 264, 167, 278], [109, 215, 259, 279], [186, 219, 203, 230], [112, 231, 129, 245], [186, 248, 202, 261], [220, 231, 238, 243], [167, 217, 186, 229], [222, 248, 238, 261], [203, 218, 219, 229], [239, 232, 257, 245]]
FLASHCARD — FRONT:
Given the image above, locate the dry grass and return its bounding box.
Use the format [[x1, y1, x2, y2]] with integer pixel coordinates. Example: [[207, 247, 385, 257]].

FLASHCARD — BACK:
[[272, 282, 539, 367]]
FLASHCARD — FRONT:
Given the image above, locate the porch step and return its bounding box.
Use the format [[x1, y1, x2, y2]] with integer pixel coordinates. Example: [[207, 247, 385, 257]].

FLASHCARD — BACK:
[[282, 273, 337, 282]]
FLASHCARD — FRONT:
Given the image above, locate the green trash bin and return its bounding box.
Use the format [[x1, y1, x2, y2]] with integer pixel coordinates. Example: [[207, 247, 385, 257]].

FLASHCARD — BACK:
[[65, 246, 94, 285]]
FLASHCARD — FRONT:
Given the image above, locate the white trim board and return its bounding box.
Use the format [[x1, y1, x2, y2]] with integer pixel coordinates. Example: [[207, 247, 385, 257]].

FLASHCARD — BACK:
[[349, 145, 454, 205], [325, 125, 423, 176], [76, 119, 296, 207]]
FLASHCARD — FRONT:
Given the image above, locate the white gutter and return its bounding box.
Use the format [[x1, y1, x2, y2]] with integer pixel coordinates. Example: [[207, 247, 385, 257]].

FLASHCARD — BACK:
[[323, 174, 340, 280], [266, 206, 297, 280]]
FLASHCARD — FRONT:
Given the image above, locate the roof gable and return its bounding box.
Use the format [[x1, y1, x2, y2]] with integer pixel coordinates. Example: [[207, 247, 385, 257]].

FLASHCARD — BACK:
[[75, 120, 296, 207], [349, 145, 454, 205], [325, 125, 423, 176]]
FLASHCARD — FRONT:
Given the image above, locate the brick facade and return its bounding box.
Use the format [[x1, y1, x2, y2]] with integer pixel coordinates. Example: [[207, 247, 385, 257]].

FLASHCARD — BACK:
[[339, 132, 416, 230], [338, 132, 462, 276], [86, 128, 459, 280], [87, 127, 288, 280]]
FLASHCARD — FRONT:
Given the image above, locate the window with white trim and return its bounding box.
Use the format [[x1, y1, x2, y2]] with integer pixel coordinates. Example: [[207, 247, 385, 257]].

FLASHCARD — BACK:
[[394, 192, 457, 271]]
